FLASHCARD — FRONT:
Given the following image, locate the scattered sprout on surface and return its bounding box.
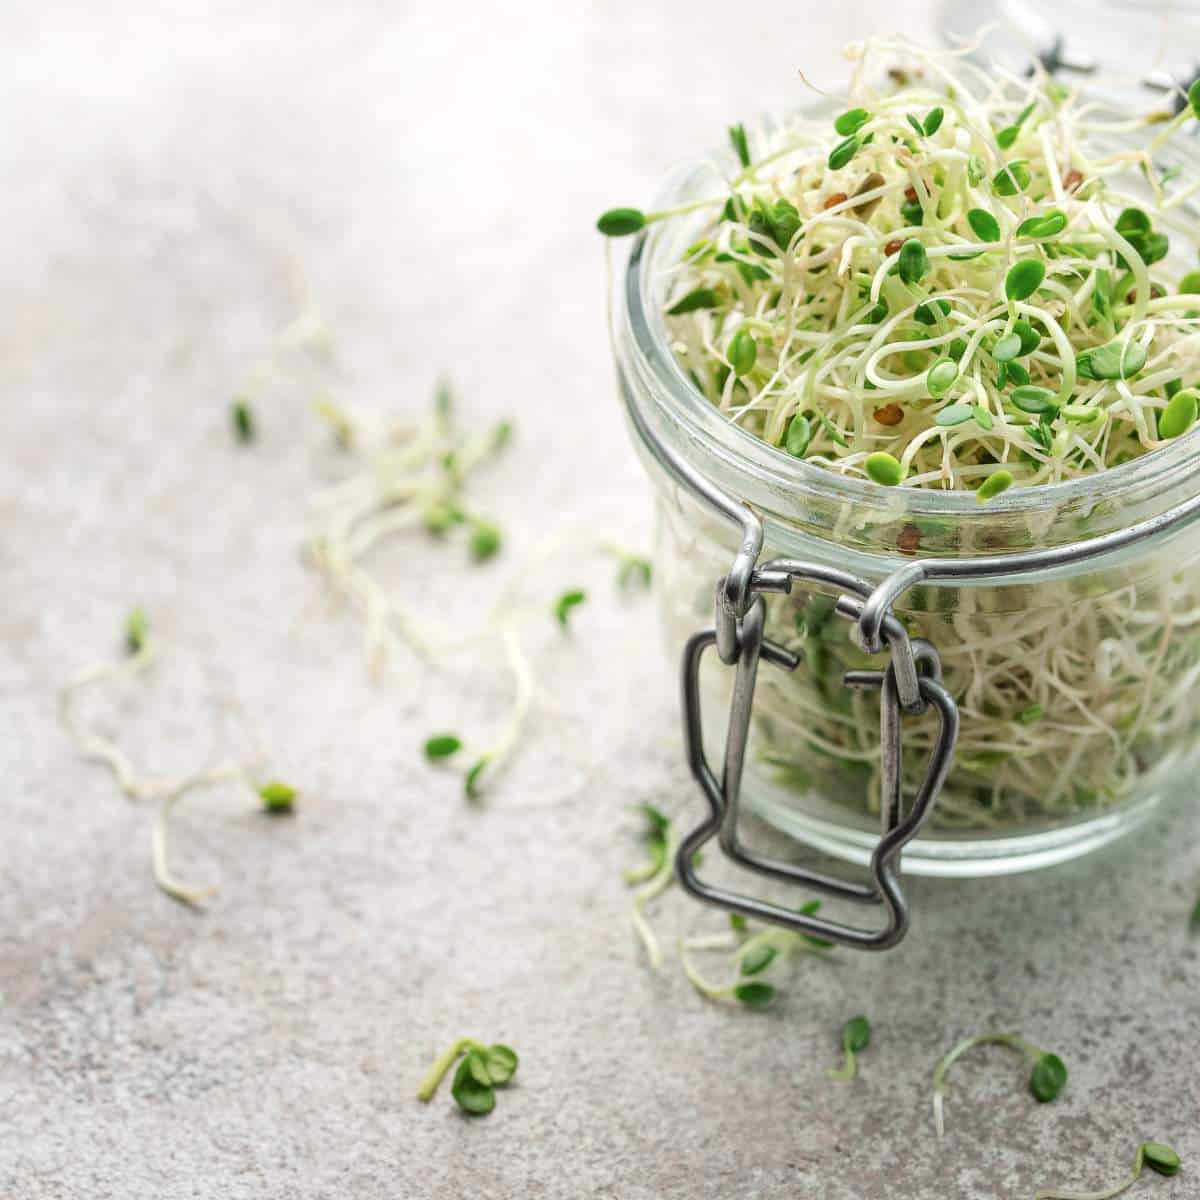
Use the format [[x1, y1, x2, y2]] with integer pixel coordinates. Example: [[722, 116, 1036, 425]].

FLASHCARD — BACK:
[[231, 399, 255, 443], [678, 898, 835, 1006], [826, 1015, 871, 1082], [553, 589, 587, 629], [124, 607, 149, 656], [1035, 1141, 1181, 1200], [932, 1032, 1066, 1137], [424, 734, 463, 761], [257, 780, 297, 814], [417, 1037, 520, 1117], [624, 803, 677, 967]]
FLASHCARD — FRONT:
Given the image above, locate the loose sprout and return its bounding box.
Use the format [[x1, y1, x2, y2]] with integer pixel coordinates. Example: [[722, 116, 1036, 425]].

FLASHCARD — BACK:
[[826, 1015, 871, 1081], [1035, 1141, 1181, 1199], [231, 400, 255, 443], [57, 611, 280, 905], [931, 1031, 1067, 1138], [417, 1037, 520, 1117]]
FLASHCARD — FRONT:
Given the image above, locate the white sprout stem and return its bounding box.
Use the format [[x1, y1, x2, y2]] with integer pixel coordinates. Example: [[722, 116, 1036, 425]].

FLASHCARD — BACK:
[[630, 825, 680, 969], [931, 1032, 1042, 1138]]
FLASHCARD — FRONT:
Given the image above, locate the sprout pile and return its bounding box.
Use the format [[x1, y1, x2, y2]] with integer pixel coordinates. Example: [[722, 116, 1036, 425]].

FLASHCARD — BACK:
[[604, 36, 1200, 835]]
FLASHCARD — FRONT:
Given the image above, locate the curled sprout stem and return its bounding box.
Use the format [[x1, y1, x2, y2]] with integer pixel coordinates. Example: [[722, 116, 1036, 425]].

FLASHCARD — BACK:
[[416, 1036, 482, 1102], [1035, 1142, 1183, 1200], [630, 823, 679, 969], [931, 1031, 1054, 1138], [57, 626, 270, 905]]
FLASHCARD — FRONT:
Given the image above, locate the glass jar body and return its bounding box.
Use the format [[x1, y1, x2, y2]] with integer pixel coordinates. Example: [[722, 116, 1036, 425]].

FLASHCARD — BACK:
[[644, 464, 1200, 875]]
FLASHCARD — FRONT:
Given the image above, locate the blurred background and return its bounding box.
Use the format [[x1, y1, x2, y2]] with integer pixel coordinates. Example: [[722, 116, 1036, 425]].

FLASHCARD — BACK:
[[4, 4, 1200, 1198]]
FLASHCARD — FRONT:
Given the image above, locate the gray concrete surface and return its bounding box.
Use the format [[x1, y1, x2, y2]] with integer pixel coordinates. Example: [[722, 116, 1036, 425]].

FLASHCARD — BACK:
[[3, 3, 1199, 1197]]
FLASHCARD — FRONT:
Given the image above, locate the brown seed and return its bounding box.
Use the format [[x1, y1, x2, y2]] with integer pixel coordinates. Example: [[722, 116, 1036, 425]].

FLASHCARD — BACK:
[[884, 239, 904, 257], [873, 403, 904, 426], [1063, 168, 1083, 192], [1126, 284, 1166, 304], [850, 173, 886, 217], [888, 68, 909, 85], [824, 192, 848, 210], [904, 186, 918, 203], [897, 524, 922, 553]]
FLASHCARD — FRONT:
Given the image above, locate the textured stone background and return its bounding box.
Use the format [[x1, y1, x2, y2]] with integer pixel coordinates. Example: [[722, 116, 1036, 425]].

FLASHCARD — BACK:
[[3, 3, 1198, 1197]]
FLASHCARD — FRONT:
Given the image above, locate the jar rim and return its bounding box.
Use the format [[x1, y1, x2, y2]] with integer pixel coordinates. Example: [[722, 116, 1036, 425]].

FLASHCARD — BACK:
[[619, 146, 1200, 547]]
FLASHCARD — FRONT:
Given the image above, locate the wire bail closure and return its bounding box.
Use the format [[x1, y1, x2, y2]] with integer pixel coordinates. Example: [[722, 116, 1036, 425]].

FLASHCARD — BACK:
[[677, 569, 958, 950]]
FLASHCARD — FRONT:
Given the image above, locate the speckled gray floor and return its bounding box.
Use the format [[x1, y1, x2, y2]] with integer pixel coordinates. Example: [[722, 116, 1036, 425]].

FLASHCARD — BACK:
[[3, 4, 1198, 1198]]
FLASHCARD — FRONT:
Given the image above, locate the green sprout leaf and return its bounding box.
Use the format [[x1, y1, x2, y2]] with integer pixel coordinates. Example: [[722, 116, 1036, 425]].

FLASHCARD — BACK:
[[1016, 703, 1045, 724], [1191, 79, 1200, 118], [1029, 1052, 1068, 1102], [597, 208, 647, 237], [914, 299, 951, 325], [827, 1015, 871, 1081], [834, 108, 871, 136], [469, 521, 502, 562], [616, 555, 652, 590], [1017, 209, 1067, 239], [1159, 388, 1198, 439], [1142, 1142, 1181, 1176], [927, 359, 959, 398], [451, 1055, 495, 1115], [739, 944, 778, 976], [935, 402, 973, 427], [668, 287, 721, 315], [967, 208, 1001, 242], [865, 452, 905, 486], [977, 469, 1014, 502], [465, 758, 489, 800], [828, 135, 860, 170], [993, 333, 1022, 362], [728, 122, 751, 168], [1011, 386, 1058, 415], [728, 327, 757, 376], [231, 399, 255, 443], [897, 238, 929, 285], [1076, 340, 1148, 381], [993, 160, 1032, 195], [924, 107, 945, 136], [257, 780, 297, 814], [424, 734, 462, 760], [553, 589, 587, 629], [783, 414, 812, 459], [125, 607, 148, 655], [1006, 258, 1046, 301], [733, 981, 777, 1009]]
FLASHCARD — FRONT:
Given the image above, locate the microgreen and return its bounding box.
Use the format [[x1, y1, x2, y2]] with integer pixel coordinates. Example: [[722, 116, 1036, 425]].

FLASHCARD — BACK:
[[865, 452, 904, 486], [924, 107, 944, 136], [826, 1015, 871, 1082], [1076, 340, 1148, 381], [1011, 386, 1058, 415], [464, 758, 489, 800], [597, 208, 647, 236], [257, 780, 297, 814], [1034, 1141, 1182, 1200], [728, 122, 751, 168], [993, 334, 1022, 362], [897, 238, 929, 285], [469, 521, 503, 561], [834, 108, 871, 136], [993, 160, 1032, 195], [1006, 259, 1046, 301], [424, 734, 462, 760], [733, 981, 777, 1008], [418, 1037, 520, 1117], [935, 403, 973, 427], [553, 589, 587, 629], [783, 414, 812, 458], [624, 803, 677, 966], [125, 607, 148, 655], [231, 399, 255, 443], [967, 208, 1001, 242], [927, 359, 959, 397], [668, 287, 721, 315], [1017, 209, 1067, 239], [931, 1032, 1067, 1137], [977, 469, 1013, 502], [615, 554, 653, 590], [1159, 389, 1198, 439], [728, 327, 757, 376], [1016, 703, 1045, 724], [827, 136, 859, 171]]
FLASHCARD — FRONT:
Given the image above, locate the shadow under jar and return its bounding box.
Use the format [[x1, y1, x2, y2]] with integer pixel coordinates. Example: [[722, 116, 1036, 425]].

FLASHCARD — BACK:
[[614, 156, 1200, 880]]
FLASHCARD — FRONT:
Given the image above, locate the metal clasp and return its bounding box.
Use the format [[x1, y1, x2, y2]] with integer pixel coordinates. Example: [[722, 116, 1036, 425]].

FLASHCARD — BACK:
[[675, 569, 958, 951]]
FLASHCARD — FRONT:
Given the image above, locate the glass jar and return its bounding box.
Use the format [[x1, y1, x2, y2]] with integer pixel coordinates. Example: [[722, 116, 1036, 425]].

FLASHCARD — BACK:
[[614, 147, 1200, 881]]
